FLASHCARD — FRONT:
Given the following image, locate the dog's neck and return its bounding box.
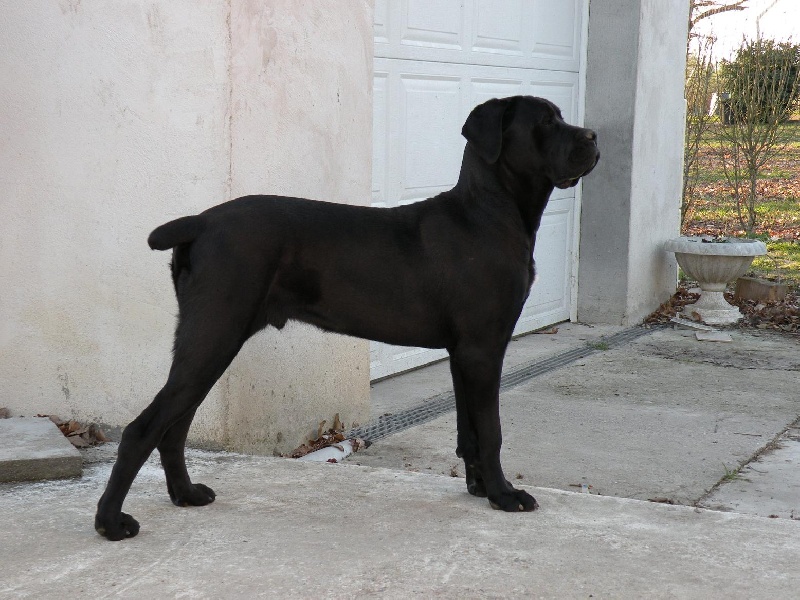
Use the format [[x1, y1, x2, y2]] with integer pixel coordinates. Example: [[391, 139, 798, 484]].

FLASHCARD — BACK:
[[454, 145, 553, 238]]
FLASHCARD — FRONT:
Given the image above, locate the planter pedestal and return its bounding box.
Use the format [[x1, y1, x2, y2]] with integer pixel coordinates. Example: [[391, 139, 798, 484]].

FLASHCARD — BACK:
[[665, 237, 767, 325], [683, 290, 743, 325]]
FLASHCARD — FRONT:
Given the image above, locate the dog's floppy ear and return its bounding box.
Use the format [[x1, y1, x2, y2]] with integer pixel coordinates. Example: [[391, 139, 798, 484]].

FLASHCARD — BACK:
[[461, 98, 511, 164]]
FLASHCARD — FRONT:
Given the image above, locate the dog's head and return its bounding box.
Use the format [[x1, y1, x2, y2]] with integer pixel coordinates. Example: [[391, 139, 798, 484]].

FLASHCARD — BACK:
[[462, 96, 599, 191]]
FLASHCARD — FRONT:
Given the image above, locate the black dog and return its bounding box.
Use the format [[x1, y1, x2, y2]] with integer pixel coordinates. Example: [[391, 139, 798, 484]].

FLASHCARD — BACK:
[[95, 95, 598, 540]]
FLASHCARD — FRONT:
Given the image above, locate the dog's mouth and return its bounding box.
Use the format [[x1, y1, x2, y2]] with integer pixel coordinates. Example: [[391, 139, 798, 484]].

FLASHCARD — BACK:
[[555, 152, 599, 189], [555, 177, 581, 190]]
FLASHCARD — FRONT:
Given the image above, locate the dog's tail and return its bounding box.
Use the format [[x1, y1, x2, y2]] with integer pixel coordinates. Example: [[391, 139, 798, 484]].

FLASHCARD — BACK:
[[148, 215, 205, 251]]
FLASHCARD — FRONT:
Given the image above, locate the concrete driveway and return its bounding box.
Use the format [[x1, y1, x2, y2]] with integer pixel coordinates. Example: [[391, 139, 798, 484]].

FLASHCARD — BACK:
[[1, 323, 799, 598]]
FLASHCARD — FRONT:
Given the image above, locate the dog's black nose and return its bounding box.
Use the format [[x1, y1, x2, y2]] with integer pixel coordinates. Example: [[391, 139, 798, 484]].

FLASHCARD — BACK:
[[585, 129, 597, 141]]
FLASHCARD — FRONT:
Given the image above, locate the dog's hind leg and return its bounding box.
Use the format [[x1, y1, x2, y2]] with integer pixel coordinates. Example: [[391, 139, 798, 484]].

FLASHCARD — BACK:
[[449, 346, 538, 513], [95, 290, 257, 540], [157, 408, 216, 507]]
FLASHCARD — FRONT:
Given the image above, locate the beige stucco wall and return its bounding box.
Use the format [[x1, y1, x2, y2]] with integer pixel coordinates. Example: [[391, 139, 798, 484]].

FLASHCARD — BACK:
[[0, 1, 373, 454], [218, 0, 374, 454]]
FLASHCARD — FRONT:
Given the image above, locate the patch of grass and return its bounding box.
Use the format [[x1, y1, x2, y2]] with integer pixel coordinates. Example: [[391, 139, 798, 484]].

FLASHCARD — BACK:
[[749, 240, 800, 286], [694, 167, 729, 183], [722, 463, 742, 482], [760, 167, 796, 179], [754, 197, 800, 219], [699, 120, 800, 145], [589, 340, 610, 351], [691, 198, 800, 225], [690, 198, 736, 222]]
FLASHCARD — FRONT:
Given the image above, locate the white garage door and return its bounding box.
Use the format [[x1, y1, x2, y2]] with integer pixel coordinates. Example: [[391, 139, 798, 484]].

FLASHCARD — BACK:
[[370, 0, 589, 380]]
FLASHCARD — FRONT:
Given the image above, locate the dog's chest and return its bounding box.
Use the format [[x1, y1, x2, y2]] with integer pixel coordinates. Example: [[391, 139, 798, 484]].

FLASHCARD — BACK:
[[527, 255, 537, 289]]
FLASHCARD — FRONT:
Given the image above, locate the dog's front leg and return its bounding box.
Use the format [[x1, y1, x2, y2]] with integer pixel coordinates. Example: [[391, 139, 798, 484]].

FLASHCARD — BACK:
[[449, 348, 538, 512], [451, 356, 487, 498]]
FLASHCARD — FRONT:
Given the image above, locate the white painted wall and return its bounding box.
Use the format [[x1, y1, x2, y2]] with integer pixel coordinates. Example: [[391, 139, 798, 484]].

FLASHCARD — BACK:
[[0, 0, 373, 454], [626, 0, 690, 320]]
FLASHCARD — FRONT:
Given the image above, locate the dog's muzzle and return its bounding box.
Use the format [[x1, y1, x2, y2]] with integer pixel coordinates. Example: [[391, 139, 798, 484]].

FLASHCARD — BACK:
[[555, 150, 599, 189]]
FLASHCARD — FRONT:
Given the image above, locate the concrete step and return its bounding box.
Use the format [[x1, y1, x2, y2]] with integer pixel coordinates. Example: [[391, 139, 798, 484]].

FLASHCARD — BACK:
[[0, 417, 82, 482]]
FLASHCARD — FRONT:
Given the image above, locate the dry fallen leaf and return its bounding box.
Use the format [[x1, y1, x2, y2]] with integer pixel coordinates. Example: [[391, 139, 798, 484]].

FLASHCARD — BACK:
[[68, 436, 90, 449], [332, 413, 343, 432], [36, 414, 108, 446], [643, 287, 700, 324], [286, 414, 365, 459], [645, 287, 799, 335], [534, 327, 559, 335]]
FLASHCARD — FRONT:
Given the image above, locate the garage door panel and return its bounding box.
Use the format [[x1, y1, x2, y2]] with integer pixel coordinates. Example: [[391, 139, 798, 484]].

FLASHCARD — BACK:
[[373, 60, 583, 211], [377, 0, 585, 71], [516, 197, 574, 331], [470, 78, 525, 108], [374, 62, 581, 204], [472, 0, 524, 56], [531, 1, 579, 59], [374, 0, 389, 44], [371, 1, 588, 379], [531, 81, 577, 121], [402, 0, 463, 49], [540, 203, 574, 312], [372, 72, 389, 207], [400, 75, 463, 202], [371, 345, 448, 381]]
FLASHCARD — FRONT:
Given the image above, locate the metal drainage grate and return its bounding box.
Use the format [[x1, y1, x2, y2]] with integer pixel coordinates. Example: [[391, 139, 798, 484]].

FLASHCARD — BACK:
[[347, 391, 456, 443], [348, 325, 659, 443]]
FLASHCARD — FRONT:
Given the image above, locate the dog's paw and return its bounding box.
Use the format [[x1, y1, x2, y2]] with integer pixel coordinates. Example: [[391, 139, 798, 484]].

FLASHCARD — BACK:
[[170, 482, 216, 507], [95, 511, 140, 541], [488, 488, 539, 512], [467, 477, 488, 498], [464, 463, 488, 497]]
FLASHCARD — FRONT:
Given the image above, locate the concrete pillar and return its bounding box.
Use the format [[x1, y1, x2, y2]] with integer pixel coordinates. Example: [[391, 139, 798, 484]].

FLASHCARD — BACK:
[[578, 0, 689, 324]]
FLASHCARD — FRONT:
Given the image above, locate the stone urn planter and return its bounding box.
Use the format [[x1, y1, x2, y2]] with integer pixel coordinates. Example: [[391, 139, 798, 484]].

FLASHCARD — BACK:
[[664, 236, 767, 325]]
